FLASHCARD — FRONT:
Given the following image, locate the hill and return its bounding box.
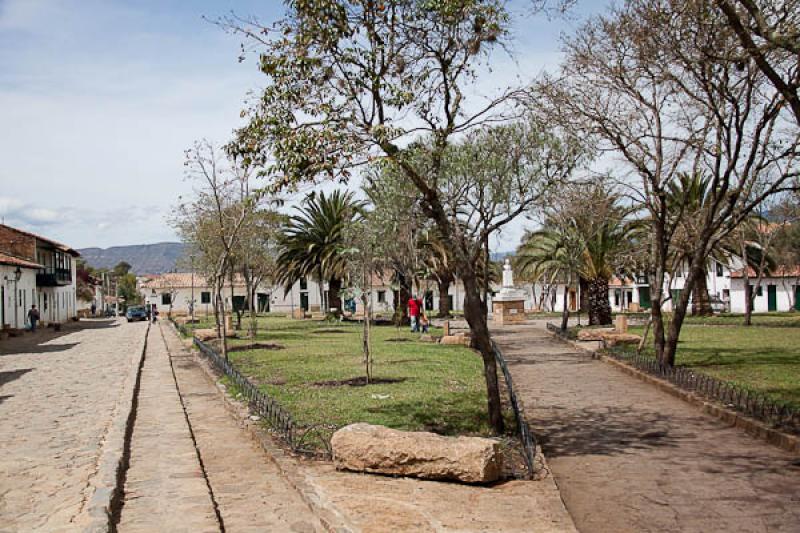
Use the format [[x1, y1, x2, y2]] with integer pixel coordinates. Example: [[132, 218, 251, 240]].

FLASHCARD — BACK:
[[78, 242, 186, 274]]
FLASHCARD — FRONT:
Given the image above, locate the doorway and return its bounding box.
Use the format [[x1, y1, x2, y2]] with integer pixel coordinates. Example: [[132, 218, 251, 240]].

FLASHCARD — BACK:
[[767, 284, 777, 312]]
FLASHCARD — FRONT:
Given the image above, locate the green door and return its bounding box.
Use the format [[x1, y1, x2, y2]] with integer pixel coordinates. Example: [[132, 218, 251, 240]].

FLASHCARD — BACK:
[[300, 292, 309, 311], [638, 286, 651, 309], [795, 286, 800, 311], [767, 284, 777, 312]]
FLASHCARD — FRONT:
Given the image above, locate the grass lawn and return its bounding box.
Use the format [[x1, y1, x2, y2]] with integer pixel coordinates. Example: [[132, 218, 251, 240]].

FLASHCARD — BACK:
[[630, 314, 800, 408], [182, 315, 492, 438]]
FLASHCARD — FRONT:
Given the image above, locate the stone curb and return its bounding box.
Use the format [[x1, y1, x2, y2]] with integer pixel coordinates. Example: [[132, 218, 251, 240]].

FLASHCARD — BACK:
[[165, 323, 356, 533], [79, 321, 150, 533], [548, 331, 800, 456]]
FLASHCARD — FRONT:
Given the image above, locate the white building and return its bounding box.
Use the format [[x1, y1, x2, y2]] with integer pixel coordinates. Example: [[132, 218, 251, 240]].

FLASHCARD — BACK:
[[0, 224, 80, 328], [730, 267, 800, 313]]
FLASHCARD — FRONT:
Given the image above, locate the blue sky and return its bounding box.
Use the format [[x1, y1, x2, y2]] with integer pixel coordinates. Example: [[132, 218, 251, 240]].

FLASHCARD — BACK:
[[0, 0, 607, 250]]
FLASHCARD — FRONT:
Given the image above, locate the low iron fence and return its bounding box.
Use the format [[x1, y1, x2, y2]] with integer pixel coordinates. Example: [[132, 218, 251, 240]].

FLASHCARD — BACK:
[[193, 336, 302, 448], [545, 322, 573, 340], [545, 321, 800, 435], [608, 349, 800, 435], [491, 340, 538, 478]]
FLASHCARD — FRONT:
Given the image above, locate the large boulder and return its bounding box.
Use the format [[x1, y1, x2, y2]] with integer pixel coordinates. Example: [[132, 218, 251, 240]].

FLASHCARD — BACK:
[[193, 328, 237, 342], [331, 423, 503, 483], [576, 328, 614, 341]]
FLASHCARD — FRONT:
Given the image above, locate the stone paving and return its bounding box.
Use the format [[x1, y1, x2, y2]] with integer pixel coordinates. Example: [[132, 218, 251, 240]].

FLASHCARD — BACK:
[[0, 319, 147, 532], [493, 322, 800, 533], [159, 324, 323, 533], [117, 324, 220, 533]]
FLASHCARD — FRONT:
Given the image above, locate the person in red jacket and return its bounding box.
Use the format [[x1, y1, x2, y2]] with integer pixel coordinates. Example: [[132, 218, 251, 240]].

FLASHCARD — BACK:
[[407, 294, 421, 332]]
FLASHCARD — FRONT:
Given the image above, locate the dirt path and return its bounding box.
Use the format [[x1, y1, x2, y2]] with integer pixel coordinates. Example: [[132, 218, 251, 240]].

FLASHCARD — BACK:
[[492, 323, 800, 533]]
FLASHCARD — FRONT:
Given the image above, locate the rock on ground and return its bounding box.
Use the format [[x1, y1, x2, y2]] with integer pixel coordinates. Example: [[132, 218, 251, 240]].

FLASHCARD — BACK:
[[331, 423, 503, 483]]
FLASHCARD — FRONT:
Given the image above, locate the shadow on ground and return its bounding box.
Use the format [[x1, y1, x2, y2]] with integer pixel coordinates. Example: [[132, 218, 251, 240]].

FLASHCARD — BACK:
[[0, 318, 119, 356]]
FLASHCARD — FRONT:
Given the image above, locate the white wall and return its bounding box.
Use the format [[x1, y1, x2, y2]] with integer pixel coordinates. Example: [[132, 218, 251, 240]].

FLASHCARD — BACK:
[[1, 265, 38, 329], [730, 277, 799, 313]]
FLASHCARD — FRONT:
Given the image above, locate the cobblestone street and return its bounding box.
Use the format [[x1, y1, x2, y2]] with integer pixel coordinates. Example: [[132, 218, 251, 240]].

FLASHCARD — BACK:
[[0, 319, 147, 531], [493, 322, 800, 533]]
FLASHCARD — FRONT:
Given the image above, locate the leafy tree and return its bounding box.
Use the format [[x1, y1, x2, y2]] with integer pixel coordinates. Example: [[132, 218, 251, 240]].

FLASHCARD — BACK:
[[276, 190, 363, 315], [113, 261, 132, 277], [224, 1, 580, 433]]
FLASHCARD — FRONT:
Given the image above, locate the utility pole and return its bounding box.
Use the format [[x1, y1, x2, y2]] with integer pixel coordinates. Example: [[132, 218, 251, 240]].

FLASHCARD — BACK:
[[190, 254, 195, 323]]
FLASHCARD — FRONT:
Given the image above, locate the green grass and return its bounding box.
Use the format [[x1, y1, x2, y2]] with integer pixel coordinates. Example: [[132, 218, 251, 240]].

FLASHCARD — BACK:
[[630, 318, 800, 408], [184, 315, 492, 438], [682, 311, 800, 328]]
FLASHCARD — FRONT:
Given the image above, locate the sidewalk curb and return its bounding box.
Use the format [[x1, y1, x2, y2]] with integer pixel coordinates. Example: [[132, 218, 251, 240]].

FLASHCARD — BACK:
[[165, 323, 356, 533], [80, 321, 150, 533], [548, 331, 800, 455]]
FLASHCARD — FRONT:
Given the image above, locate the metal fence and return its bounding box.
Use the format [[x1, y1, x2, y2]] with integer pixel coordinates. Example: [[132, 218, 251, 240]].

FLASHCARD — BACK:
[[491, 340, 538, 478], [545, 322, 800, 435], [607, 348, 800, 435], [192, 336, 302, 447]]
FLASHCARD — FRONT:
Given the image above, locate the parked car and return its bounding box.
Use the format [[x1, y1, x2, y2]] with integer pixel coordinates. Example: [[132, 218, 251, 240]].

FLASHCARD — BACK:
[[126, 306, 148, 322]]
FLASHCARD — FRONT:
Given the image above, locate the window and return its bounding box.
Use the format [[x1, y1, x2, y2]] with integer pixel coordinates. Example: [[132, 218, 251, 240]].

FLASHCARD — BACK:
[[614, 289, 620, 307], [716, 262, 724, 277], [377, 290, 386, 303], [201, 291, 211, 304], [300, 277, 308, 290], [757, 285, 763, 297], [161, 293, 172, 305]]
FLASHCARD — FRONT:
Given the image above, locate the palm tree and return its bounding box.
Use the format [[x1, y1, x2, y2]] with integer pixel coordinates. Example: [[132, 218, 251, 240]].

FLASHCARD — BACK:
[[517, 184, 641, 327], [276, 190, 363, 314], [516, 224, 584, 330]]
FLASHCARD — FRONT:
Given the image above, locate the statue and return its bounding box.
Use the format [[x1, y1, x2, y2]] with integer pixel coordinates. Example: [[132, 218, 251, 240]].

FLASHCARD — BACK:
[[502, 258, 514, 288]]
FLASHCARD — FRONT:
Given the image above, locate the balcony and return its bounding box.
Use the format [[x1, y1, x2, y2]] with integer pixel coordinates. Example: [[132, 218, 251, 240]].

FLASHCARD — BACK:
[[37, 268, 72, 287]]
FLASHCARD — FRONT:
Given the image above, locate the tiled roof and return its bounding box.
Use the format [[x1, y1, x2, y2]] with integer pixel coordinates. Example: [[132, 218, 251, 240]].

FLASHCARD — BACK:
[[0, 252, 44, 269], [140, 272, 247, 289], [0, 223, 80, 256], [731, 266, 800, 278]]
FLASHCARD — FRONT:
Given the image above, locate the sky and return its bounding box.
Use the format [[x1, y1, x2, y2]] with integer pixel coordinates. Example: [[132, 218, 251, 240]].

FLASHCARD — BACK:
[[0, 0, 608, 251]]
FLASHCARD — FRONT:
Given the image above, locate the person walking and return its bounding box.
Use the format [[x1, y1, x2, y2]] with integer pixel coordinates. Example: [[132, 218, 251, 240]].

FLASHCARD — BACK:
[[407, 294, 420, 333], [91, 302, 96, 317], [27, 304, 40, 332]]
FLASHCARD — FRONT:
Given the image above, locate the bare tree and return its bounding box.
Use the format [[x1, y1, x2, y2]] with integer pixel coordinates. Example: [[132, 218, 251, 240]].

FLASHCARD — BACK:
[[173, 140, 256, 359], [713, 0, 800, 124], [538, 0, 800, 365]]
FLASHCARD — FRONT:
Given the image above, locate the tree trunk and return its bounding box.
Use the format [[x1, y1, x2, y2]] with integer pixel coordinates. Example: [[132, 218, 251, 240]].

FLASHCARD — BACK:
[[662, 257, 704, 366], [437, 279, 452, 318], [394, 272, 411, 326], [462, 272, 505, 434], [560, 283, 570, 331], [741, 239, 754, 326], [587, 277, 612, 326], [691, 266, 713, 316], [327, 277, 343, 315]]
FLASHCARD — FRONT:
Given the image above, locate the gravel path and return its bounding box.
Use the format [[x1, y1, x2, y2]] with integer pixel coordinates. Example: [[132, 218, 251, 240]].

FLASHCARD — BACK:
[[0, 319, 147, 531], [492, 323, 800, 533]]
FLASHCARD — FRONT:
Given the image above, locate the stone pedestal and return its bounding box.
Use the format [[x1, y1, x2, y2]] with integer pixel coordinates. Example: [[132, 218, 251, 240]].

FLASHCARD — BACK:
[[492, 299, 526, 325], [615, 315, 629, 333]]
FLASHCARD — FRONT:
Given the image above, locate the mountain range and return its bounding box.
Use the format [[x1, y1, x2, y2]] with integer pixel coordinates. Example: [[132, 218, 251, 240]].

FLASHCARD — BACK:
[[78, 242, 186, 275]]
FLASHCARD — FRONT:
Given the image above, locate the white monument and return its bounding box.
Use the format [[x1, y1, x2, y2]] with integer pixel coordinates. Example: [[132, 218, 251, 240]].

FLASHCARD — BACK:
[[492, 259, 527, 324]]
